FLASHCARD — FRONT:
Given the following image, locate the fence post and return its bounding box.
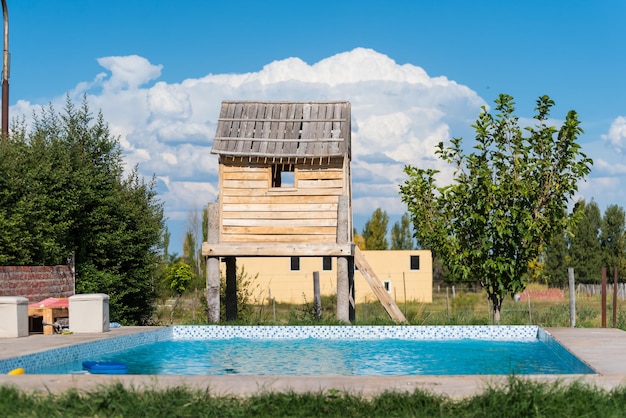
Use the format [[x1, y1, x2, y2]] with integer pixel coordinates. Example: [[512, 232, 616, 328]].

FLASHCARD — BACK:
[[568, 268, 576, 328], [614, 267, 618, 328], [313, 271, 321, 320], [602, 267, 607, 328]]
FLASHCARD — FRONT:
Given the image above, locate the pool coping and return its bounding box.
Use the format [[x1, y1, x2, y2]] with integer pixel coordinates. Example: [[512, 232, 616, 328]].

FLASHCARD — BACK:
[[0, 326, 625, 398]]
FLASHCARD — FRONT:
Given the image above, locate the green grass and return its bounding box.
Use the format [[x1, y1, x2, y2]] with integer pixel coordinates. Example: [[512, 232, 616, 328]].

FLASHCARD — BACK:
[[1, 378, 626, 417], [154, 288, 626, 331]]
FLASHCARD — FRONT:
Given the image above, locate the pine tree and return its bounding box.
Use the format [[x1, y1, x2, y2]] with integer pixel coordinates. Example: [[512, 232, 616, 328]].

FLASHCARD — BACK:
[[362, 208, 389, 250], [391, 213, 415, 250]]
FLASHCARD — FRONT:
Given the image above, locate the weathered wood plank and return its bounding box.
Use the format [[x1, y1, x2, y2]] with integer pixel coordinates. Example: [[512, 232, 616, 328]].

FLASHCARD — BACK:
[[222, 171, 268, 181], [223, 225, 336, 235], [222, 195, 338, 204], [221, 210, 337, 219], [221, 180, 269, 189], [222, 164, 269, 172], [354, 247, 407, 323], [297, 170, 343, 180], [223, 218, 336, 227], [220, 234, 337, 243], [214, 137, 344, 143], [202, 242, 354, 257], [223, 203, 337, 212], [298, 179, 344, 189], [221, 188, 342, 197]]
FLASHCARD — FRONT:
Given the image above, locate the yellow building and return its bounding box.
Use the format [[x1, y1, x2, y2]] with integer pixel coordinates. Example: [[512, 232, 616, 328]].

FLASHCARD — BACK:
[[229, 250, 432, 305]]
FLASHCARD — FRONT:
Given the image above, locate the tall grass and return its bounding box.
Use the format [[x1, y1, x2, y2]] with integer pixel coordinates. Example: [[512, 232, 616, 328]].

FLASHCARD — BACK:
[[1, 378, 626, 417], [153, 287, 626, 331]]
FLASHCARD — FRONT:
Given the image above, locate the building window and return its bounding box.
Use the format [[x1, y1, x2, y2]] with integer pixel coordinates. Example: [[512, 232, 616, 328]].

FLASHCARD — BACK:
[[272, 164, 295, 187], [290, 256, 300, 271], [383, 280, 392, 294], [410, 255, 420, 270], [322, 256, 332, 271]]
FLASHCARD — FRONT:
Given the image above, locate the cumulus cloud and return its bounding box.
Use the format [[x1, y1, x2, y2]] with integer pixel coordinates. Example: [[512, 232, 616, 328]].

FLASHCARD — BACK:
[[601, 116, 626, 152], [11, 48, 488, 245], [97, 55, 163, 91]]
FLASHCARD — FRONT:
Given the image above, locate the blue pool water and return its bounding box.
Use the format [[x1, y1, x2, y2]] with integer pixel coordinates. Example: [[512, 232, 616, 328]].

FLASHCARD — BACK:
[[31, 337, 593, 376]]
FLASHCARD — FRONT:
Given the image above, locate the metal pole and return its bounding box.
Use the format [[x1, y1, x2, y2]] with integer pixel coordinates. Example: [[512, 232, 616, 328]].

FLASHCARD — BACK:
[[1, 0, 8, 136]]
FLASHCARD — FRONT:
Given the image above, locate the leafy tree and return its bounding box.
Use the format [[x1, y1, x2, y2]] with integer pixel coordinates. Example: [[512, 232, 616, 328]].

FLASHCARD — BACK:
[[362, 208, 389, 250], [0, 96, 165, 324], [543, 230, 570, 286], [601, 204, 626, 277], [400, 94, 592, 322], [567, 200, 603, 283], [164, 261, 195, 324], [353, 228, 366, 250], [391, 213, 415, 250], [220, 265, 259, 321]]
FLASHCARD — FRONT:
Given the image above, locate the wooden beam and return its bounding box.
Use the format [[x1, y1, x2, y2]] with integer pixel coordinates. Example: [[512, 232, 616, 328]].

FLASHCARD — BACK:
[[354, 247, 407, 323], [202, 242, 353, 257]]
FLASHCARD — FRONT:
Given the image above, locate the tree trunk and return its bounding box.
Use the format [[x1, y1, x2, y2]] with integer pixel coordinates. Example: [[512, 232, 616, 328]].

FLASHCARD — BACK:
[[489, 293, 503, 325], [170, 295, 181, 325]]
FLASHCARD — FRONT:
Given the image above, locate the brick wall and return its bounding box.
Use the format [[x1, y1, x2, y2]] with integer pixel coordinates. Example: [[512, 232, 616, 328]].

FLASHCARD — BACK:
[[0, 265, 75, 302]]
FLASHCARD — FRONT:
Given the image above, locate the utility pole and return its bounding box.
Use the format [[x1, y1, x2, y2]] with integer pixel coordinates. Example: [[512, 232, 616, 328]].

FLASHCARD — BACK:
[[1, 0, 8, 137]]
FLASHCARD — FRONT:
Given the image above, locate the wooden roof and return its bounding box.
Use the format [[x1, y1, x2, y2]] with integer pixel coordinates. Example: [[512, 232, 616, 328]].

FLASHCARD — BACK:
[[211, 101, 351, 159]]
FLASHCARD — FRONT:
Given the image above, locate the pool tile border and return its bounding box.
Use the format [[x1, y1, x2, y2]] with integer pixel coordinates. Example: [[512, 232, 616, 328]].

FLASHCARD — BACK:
[[0, 328, 171, 374], [171, 325, 540, 340]]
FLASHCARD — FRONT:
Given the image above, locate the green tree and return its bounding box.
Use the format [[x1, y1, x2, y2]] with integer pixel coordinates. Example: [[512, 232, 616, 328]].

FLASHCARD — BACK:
[[164, 261, 195, 324], [568, 200, 603, 283], [362, 208, 389, 250], [0, 96, 165, 324], [400, 94, 592, 322], [601, 204, 626, 277], [543, 230, 570, 286], [391, 213, 415, 250]]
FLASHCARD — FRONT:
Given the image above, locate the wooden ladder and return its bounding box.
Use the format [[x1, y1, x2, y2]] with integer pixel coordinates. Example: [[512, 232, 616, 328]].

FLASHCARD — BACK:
[[354, 247, 407, 323]]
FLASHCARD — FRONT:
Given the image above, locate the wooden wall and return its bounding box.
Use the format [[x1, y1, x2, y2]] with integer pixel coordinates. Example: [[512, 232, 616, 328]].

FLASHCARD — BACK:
[[219, 159, 349, 244]]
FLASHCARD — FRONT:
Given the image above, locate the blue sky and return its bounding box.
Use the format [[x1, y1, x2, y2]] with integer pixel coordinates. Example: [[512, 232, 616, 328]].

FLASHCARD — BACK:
[[7, 1, 626, 254]]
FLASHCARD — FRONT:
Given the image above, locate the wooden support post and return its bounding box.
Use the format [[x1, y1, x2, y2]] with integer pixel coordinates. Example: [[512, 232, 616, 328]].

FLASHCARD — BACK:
[[602, 267, 607, 328], [207, 203, 220, 323], [568, 268, 576, 328], [207, 257, 220, 323], [336, 196, 351, 323], [313, 271, 321, 320], [614, 266, 618, 328], [337, 256, 350, 323], [225, 256, 237, 321]]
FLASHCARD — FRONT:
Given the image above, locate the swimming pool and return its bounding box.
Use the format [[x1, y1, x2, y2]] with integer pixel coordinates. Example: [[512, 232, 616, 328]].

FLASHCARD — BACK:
[[0, 326, 594, 376]]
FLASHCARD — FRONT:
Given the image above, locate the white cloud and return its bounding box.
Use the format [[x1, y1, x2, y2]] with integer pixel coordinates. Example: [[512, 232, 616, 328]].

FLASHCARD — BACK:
[[10, 48, 489, 248], [97, 55, 163, 91], [601, 116, 626, 152]]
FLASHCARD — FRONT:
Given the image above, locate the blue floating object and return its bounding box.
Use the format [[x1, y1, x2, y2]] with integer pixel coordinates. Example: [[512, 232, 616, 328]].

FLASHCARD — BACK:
[[82, 361, 128, 374]]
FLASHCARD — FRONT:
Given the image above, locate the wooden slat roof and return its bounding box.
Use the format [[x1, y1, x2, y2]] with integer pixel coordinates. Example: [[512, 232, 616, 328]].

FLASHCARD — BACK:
[[211, 101, 351, 159]]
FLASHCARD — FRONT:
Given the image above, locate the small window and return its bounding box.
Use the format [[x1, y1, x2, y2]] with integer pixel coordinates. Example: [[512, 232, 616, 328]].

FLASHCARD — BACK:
[[272, 164, 295, 187], [383, 280, 392, 294], [290, 256, 300, 271], [410, 255, 420, 270], [322, 256, 332, 271]]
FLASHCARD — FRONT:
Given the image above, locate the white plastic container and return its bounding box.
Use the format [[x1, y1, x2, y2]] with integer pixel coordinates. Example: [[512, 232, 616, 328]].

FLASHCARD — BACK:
[[0, 296, 29, 338], [69, 293, 110, 333]]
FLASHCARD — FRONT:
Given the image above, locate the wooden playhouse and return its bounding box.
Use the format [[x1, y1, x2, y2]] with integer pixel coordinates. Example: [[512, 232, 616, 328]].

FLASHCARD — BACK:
[[202, 100, 405, 323]]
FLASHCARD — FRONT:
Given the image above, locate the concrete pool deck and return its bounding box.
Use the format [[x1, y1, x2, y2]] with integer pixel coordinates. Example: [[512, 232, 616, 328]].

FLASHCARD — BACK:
[[1, 327, 625, 399]]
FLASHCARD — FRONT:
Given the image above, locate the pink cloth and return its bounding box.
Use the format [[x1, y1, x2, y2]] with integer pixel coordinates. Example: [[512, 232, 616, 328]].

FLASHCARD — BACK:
[[28, 297, 69, 309]]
